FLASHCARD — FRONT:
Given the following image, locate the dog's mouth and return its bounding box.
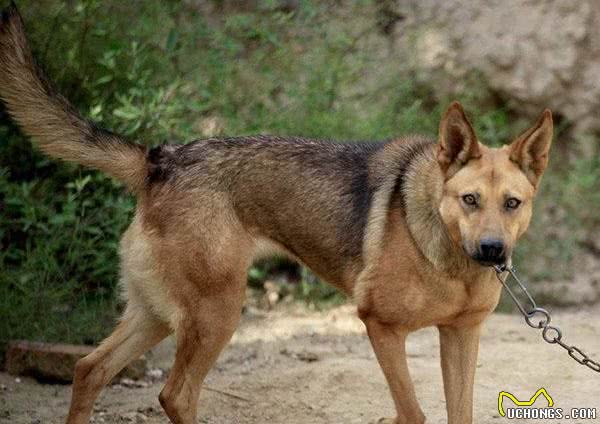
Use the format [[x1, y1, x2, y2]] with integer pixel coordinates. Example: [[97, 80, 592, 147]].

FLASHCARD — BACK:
[[471, 256, 506, 267]]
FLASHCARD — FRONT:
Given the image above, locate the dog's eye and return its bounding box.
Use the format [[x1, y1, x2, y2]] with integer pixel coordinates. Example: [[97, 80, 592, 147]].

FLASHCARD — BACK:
[[462, 194, 478, 206], [505, 198, 521, 209]]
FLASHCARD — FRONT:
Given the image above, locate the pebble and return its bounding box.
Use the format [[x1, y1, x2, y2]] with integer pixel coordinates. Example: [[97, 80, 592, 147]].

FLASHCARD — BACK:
[[119, 378, 149, 388], [120, 411, 147, 422], [146, 368, 163, 379]]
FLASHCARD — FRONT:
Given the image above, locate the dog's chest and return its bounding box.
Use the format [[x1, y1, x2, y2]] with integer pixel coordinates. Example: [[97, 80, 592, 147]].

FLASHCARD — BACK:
[[436, 273, 503, 327], [359, 260, 502, 329]]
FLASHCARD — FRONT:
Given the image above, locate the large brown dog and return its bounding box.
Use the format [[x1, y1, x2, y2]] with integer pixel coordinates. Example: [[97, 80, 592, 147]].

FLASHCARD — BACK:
[[0, 4, 553, 424]]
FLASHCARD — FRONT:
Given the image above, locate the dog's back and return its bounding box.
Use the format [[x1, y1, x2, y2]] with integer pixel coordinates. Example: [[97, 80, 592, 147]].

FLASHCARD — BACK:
[[143, 137, 376, 283]]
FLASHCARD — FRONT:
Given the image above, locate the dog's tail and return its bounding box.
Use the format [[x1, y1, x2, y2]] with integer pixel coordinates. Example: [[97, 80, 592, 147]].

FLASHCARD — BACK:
[[0, 3, 147, 192]]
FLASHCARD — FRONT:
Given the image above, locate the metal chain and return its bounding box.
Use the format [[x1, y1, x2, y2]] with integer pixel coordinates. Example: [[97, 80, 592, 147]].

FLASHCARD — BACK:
[[493, 264, 600, 373]]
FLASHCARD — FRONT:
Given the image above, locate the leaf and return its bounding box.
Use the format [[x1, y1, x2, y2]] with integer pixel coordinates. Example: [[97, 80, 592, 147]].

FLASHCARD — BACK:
[[94, 75, 113, 85], [166, 28, 179, 52], [113, 108, 140, 120]]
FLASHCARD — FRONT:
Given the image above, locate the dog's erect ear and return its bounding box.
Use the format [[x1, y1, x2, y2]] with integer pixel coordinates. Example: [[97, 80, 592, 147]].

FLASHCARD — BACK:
[[437, 101, 481, 178], [509, 110, 553, 188]]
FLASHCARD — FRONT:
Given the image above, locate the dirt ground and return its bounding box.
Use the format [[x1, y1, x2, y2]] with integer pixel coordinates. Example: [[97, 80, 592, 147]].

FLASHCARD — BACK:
[[1, 304, 599, 424]]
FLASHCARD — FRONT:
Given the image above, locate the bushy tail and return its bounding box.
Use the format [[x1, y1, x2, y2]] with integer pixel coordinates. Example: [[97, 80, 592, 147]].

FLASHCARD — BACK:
[[0, 3, 147, 192]]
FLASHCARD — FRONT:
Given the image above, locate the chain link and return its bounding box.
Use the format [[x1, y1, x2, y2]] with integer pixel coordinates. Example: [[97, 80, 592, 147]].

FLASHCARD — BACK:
[[493, 264, 600, 374]]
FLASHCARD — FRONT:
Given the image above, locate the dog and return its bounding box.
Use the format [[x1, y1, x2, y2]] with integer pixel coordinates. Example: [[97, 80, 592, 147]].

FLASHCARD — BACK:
[[0, 4, 553, 424]]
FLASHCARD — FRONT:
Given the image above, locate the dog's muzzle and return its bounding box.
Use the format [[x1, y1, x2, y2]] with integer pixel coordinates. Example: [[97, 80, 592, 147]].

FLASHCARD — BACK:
[[473, 238, 506, 265]]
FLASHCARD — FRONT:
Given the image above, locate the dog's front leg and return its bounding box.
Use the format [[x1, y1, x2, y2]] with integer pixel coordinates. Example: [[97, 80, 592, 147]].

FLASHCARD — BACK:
[[438, 324, 482, 424], [364, 318, 426, 424]]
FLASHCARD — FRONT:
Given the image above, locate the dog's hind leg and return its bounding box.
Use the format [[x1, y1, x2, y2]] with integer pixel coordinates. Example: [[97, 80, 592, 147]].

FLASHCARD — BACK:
[[158, 280, 245, 424], [66, 306, 170, 424]]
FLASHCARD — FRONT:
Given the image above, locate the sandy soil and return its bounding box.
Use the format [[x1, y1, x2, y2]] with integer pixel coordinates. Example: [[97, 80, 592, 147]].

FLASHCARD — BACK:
[[1, 304, 599, 424]]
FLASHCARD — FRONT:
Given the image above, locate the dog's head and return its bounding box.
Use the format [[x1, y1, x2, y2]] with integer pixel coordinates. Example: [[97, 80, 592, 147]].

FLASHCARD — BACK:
[[436, 102, 553, 266]]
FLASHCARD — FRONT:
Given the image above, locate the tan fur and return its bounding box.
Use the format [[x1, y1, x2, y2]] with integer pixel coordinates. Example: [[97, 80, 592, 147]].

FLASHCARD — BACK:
[[355, 102, 552, 423], [0, 6, 554, 424]]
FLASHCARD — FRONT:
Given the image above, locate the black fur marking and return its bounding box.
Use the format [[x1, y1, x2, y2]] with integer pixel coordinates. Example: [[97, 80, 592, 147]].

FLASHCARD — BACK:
[[146, 144, 177, 184], [337, 142, 381, 259], [1, 2, 18, 26]]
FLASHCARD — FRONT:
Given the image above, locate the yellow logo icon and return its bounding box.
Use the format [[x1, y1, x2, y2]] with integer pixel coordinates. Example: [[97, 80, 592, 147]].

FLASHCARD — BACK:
[[498, 388, 554, 417]]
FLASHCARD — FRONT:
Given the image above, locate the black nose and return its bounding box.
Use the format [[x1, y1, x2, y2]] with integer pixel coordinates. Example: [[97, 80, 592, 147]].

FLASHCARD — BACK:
[[478, 238, 505, 264]]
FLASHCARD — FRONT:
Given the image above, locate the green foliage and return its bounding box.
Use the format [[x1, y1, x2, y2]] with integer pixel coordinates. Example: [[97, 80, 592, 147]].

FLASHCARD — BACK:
[[0, 0, 598, 350], [294, 267, 347, 309], [0, 166, 130, 349]]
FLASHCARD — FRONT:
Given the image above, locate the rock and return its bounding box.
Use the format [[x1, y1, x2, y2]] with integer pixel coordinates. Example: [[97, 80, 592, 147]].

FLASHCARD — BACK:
[[136, 405, 161, 417], [196, 115, 224, 137], [394, 0, 600, 141], [118, 378, 149, 388], [535, 277, 600, 306], [4, 341, 146, 383], [262, 281, 281, 310], [119, 411, 147, 423], [295, 351, 319, 362], [145, 368, 164, 380]]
